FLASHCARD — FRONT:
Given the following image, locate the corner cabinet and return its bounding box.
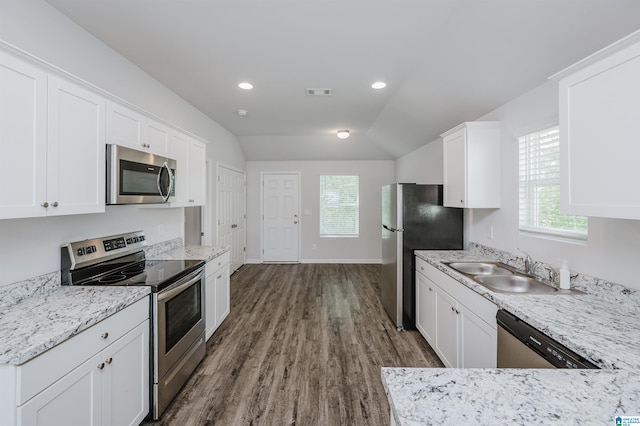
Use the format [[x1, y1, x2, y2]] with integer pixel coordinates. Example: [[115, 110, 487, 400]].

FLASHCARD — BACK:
[[1, 297, 149, 426], [415, 256, 497, 368], [0, 51, 105, 220], [441, 121, 502, 208], [205, 251, 231, 340], [555, 32, 640, 220]]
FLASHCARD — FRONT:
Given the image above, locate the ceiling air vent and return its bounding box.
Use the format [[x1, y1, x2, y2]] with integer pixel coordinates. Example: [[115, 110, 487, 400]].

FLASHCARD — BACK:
[[306, 88, 332, 96]]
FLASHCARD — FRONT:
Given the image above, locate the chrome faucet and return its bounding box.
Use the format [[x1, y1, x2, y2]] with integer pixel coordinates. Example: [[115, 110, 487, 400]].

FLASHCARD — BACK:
[[517, 248, 535, 275], [543, 264, 559, 286]]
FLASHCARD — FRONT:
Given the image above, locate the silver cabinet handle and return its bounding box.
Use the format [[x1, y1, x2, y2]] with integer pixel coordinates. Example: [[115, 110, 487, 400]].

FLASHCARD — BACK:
[[41, 202, 49, 208], [217, 275, 222, 279], [294, 221, 298, 224], [97, 363, 105, 370], [105, 357, 113, 364], [52, 201, 58, 207], [429, 287, 432, 292], [189, 199, 195, 203], [101, 332, 109, 339]]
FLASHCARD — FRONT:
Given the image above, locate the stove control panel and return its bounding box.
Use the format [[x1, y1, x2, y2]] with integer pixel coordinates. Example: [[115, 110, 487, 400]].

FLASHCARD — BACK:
[[61, 230, 149, 274], [76, 245, 97, 256], [104, 237, 127, 252]]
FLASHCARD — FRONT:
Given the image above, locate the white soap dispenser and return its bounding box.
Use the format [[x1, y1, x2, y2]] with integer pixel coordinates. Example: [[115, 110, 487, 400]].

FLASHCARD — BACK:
[[559, 260, 571, 290]]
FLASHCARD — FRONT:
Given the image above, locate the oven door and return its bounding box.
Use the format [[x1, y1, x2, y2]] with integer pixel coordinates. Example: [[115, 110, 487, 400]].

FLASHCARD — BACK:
[[107, 144, 176, 204], [154, 267, 205, 381]]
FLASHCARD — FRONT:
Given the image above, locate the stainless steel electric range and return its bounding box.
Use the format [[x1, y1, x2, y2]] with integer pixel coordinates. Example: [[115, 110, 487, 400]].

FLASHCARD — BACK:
[[61, 230, 206, 420]]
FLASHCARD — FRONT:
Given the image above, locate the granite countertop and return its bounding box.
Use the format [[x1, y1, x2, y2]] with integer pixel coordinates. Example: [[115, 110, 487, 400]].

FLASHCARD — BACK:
[[415, 250, 640, 370], [0, 286, 150, 365], [147, 245, 230, 262], [383, 249, 640, 425], [382, 367, 639, 425]]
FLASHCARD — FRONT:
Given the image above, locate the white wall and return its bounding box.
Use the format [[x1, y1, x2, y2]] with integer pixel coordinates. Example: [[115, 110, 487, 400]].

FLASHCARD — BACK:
[[396, 80, 640, 290], [395, 140, 443, 184], [246, 161, 395, 263], [0, 0, 245, 286]]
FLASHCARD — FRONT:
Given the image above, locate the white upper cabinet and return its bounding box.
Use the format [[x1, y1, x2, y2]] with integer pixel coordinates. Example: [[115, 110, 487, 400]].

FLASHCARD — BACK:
[[106, 101, 169, 156], [47, 76, 105, 216], [0, 51, 48, 219], [0, 50, 105, 220], [555, 32, 640, 220], [170, 131, 206, 206], [441, 121, 502, 208]]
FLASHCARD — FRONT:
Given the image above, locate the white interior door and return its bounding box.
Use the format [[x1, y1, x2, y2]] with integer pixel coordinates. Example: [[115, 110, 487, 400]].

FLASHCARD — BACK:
[[217, 165, 246, 272], [262, 173, 299, 262]]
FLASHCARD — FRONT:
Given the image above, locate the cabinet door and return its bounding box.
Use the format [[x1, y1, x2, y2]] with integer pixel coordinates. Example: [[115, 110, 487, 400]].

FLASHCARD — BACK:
[[0, 51, 48, 219], [415, 272, 436, 346], [47, 76, 105, 216], [560, 40, 640, 219], [214, 265, 230, 328], [145, 119, 170, 156], [458, 304, 497, 368], [170, 131, 190, 206], [102, 320, 149, 426], [442, 128, 466, 208], [188, 140, 206, 205], [205, 267, 217, 340], [18, 353, 102, 426], [106, 101, 144, 152], [434, 288, 458, 368]]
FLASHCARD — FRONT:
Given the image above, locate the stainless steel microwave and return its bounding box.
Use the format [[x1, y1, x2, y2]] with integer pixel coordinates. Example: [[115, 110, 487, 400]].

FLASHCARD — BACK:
[[106, 144, 176, 205]]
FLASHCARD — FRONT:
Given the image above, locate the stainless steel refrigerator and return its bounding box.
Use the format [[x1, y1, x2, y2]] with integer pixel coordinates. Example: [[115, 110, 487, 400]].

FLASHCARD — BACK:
[[381, 183, 463, 330]]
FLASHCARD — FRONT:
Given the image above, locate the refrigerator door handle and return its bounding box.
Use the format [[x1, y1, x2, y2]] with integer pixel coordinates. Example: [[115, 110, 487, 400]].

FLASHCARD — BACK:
[[383, 224, 404, 232]]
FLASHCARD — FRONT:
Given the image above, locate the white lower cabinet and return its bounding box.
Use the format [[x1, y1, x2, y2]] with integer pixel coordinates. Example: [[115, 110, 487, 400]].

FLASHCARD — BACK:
[[205, 251, 231, 340], [415, 256, 497, 368], [2, 298, 149, 426]]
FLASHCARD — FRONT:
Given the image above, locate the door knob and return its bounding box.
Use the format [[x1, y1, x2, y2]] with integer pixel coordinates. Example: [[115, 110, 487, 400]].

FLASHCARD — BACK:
[[52, 201, 59, 207], [41, 202, 49, 208]]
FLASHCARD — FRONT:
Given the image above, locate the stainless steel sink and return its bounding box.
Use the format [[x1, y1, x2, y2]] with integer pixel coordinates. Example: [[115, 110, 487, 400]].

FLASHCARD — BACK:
[[448, 262, 513, 275], [473, 274, 558, 294]]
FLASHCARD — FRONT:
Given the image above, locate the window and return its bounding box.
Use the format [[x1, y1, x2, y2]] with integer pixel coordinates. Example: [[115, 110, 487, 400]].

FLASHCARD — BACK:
[[320, 175, 359, 237], [519, 126, 587, 240]]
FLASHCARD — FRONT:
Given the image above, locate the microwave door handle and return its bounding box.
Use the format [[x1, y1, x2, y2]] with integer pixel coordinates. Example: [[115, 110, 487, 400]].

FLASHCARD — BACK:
[[157, 161, 174, 202]]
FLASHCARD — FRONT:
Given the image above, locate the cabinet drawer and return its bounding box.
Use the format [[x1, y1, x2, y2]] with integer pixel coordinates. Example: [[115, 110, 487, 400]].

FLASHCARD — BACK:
[[17, 297, 149, 405], [206, 251, 231, 276], [419, 259, 497, 326]]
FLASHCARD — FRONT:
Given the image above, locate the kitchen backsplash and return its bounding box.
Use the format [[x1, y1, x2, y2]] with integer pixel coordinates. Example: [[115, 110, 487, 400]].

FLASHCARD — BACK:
[[0, 238, 185, 309], [469, 242, 640, 307]]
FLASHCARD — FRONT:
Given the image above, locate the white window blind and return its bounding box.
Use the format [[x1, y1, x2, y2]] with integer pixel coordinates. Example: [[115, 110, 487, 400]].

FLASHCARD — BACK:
[[320, 175, 359, 237], [519, 126, 588, 240]]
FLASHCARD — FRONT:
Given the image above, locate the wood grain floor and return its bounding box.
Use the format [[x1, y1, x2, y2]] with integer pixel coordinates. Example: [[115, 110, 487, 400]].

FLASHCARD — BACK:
[[149, 264, 443, 425]]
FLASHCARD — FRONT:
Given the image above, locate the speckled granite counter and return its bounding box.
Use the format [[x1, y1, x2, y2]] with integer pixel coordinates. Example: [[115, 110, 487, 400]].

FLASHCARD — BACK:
[[382, 367, 639, 425], [0, 285, 150, 365], [147, 245, 230, 262], [414, 249, 640, 370], [383, 247, 640, 425]]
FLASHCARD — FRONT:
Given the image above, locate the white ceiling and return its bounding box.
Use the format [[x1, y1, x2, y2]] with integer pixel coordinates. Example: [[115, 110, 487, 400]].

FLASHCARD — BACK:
[[45, 0, 640, 161]]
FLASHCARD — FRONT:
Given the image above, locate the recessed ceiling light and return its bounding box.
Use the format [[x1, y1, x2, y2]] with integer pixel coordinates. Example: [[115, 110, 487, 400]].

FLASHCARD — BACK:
[[337, 130, 350, 139], [238, 82, 253, 90], [371, 81, 387, 89]]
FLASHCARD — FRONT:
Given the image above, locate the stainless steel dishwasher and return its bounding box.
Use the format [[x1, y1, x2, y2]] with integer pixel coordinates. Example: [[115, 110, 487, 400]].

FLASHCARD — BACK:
[[496, 310, 599, 369]]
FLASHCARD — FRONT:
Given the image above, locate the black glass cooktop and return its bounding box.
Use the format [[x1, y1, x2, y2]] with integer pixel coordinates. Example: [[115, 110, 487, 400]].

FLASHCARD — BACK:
[[82, 256, 204, 292]]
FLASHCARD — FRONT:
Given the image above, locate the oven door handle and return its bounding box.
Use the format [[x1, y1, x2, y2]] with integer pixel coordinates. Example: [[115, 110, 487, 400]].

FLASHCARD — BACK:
[[157, 161, 175, 203], [157, 269, 203, 302]]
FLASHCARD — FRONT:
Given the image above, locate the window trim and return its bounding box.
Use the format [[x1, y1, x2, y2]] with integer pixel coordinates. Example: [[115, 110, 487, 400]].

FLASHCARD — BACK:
[[319, 173, 360, 238]]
